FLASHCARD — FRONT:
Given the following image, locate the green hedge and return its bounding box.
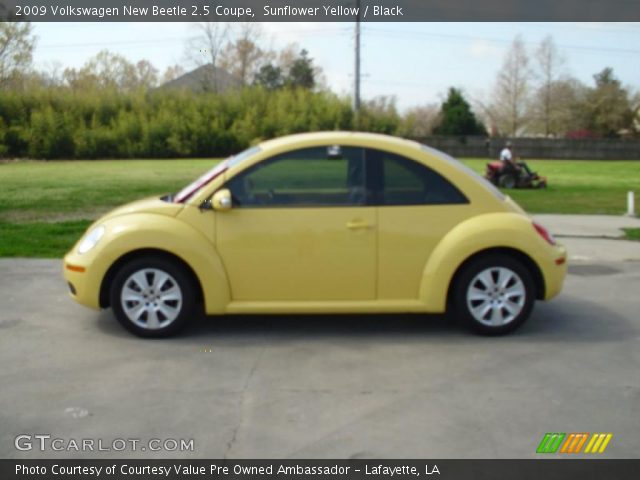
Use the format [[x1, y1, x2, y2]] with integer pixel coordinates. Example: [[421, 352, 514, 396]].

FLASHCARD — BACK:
[[0, 87, 401, 159]]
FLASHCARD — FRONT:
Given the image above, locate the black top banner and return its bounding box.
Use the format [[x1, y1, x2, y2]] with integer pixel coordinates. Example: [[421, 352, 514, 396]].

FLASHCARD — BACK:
[[1, 0, 640, 22]]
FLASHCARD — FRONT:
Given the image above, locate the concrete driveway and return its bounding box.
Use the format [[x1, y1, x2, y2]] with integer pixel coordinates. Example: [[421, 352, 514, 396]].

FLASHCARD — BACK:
[[1, 236, 639, 459]]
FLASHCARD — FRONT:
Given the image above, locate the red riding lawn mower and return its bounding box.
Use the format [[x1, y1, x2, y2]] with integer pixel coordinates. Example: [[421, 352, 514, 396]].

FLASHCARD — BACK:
[[485, 160, 547, 189]]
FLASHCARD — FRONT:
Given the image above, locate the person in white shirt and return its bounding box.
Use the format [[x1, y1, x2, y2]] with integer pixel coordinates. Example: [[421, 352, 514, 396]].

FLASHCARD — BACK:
[[499, 141, 520, 172], [500, 141, 514, 163]]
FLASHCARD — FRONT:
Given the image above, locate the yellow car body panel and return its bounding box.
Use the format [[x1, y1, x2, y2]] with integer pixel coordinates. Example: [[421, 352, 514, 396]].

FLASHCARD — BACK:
[[419, 212, 567, 312], [376, 203, 486, 300], [64, 131, 567, 323], [216, 206, 377, 301], [64, 209, 230, 313]]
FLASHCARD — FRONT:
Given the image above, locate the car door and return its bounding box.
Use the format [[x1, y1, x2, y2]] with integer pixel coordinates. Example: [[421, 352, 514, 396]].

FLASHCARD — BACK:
[[366, 148, 472, 300], [215, 146, 376, 302]]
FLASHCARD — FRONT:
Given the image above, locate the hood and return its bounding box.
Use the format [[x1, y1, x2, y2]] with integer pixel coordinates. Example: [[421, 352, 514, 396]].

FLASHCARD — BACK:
[[99, 196, 184, 223]]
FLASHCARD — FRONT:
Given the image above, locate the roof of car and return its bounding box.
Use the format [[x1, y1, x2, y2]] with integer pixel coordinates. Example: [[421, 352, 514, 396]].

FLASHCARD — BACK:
[[258, 131, 421, 152]]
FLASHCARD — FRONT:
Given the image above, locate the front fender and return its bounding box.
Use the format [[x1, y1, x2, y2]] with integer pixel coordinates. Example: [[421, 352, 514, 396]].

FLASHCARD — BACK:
[[418, 213, 553, 312], [66, 213, 230, 314]]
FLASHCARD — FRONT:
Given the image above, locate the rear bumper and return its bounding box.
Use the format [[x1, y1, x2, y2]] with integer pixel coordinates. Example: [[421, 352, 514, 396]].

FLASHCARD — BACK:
[[542, 244, 568, 300]]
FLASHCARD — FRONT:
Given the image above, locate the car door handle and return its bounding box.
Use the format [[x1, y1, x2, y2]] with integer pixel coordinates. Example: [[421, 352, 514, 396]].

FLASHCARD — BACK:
[[346, 220, 373, 230]]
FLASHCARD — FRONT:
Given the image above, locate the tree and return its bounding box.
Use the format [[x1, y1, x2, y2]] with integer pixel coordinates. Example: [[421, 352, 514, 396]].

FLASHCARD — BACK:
[[62, 50, 157, 91], [286, 49, 315, 89], [544, 77, 589, 136], [254, 44, 323, 91], [37, 60, 64, 87], [276, 43, 302, 73], [397, 103, 440, 138], [632, 91, 640, 137], [490, 35, 532, 136], [433, 88, 486, 135], [187, 22, 230, 92], [0, 22, 35, 87], [583, 68, 634, 137], [219, 23, 269, 86], [254, 64, 284, 90], [533, 36, 566, 136], [358, 96, 400, 134], [133, 60, 158, 89], [161, 64, 185, 84]]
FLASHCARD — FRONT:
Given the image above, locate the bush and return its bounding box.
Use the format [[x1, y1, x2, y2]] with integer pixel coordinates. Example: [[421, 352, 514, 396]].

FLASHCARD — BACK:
[[0, 87, 382, 159]]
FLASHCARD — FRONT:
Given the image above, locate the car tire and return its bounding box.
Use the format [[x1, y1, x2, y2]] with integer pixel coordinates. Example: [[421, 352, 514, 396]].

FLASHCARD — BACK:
[[499, 174, 517, 189], [110, 256, 196, 338], [451, 255, 535, 335]]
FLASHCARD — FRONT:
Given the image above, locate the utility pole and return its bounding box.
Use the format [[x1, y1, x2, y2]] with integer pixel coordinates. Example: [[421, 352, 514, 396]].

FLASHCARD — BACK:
[[353, 0, 361, 126]]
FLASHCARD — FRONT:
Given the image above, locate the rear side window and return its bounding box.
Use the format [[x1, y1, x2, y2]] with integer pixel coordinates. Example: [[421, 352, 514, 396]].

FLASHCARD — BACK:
[[420, 144, 505, 200], [367, 149, 468, 206]]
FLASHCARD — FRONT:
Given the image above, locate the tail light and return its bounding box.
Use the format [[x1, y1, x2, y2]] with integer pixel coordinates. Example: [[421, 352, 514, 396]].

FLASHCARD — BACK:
[[533, 222, 556, 246]]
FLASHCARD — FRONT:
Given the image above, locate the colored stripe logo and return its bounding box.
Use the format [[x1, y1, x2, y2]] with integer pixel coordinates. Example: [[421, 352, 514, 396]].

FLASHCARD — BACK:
[[537, 433, 613, 454], [560, 433, 589, 453], [537, 433, 565, 453], [584, 433, 613, 453]]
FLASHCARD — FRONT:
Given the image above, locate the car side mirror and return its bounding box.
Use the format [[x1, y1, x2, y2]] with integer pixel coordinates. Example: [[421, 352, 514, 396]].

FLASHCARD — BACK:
[[212, 189, 232, 211]]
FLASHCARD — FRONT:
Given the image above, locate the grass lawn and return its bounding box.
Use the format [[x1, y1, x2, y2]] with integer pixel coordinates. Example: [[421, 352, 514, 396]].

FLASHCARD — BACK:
[[1, 158, 220, 257], [0, 220, 93, 257], [0, 159, 218, 222], [461, 159, 640, 215], [0, 157, 639, 257], [623, 228, 640, 241]]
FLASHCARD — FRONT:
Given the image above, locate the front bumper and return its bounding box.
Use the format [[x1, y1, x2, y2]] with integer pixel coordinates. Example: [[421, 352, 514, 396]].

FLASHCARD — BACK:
[[63, 251, 111, 310]]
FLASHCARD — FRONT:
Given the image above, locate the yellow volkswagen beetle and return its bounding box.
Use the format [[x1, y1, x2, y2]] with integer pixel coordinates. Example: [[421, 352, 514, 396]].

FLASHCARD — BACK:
[[63, 132, 567, 337]]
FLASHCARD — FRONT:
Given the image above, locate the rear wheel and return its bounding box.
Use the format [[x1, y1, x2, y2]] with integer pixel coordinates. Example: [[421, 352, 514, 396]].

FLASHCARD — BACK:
[[499, 173, 517, 189], [452, 255, 535, 335], [110, 256, 196, 337]]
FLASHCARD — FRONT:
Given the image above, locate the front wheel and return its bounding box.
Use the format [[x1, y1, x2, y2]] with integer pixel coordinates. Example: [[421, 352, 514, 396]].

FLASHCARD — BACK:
[[110, 256, 196, 337], [451, 255, 535, 335]]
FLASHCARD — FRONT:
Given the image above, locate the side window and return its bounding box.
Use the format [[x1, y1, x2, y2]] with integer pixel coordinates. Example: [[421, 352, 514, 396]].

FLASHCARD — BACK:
[[226, 146, 366, 207], [367, 149, 468, 206]]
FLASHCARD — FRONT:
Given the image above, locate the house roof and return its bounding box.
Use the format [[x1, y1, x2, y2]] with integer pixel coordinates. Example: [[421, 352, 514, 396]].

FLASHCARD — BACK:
[[159, 64, 241, 93]]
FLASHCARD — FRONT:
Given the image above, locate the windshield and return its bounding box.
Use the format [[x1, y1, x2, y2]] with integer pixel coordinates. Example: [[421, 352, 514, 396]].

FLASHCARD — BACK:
[[174, 146, 261, 203]]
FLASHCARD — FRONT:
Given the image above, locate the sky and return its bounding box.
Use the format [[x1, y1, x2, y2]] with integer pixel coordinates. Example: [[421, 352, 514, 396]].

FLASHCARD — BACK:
[[31, 22, 640, 111]]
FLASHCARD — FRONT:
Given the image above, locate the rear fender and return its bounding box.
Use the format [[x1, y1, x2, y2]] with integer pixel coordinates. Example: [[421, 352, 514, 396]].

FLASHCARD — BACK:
[[418, 212, 546, 312]]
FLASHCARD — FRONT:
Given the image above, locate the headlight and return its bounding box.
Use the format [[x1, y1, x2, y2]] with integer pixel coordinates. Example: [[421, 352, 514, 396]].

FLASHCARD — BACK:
[[77, 225, 105, 254]]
